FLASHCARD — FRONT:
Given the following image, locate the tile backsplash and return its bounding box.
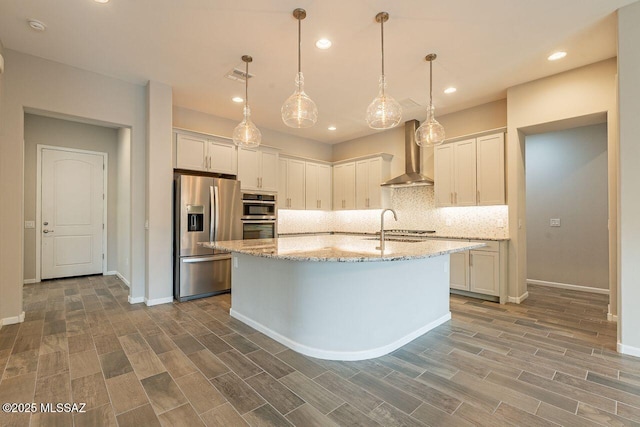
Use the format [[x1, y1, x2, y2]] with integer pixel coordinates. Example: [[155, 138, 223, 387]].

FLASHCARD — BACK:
[[278, 186, 509, 239]]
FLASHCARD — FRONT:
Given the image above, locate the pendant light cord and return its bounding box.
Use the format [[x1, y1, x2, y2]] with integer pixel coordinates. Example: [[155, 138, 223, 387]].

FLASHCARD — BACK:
[[429, 59, 433, 106], [245, 60, 249, 107], [381, 18, 385, 77], [298, 16, 302, 74]]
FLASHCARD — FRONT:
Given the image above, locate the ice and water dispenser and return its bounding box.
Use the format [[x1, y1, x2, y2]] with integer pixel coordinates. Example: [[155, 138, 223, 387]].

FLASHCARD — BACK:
[[186, 205, 204, 232]]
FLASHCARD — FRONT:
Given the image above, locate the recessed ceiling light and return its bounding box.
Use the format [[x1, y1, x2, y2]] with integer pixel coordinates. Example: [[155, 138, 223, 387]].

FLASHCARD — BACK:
[[328, 126, 337, 131], [94, 0, 110, 3], [315, 39, 332, 49], [27, 19, 46, 32], [444, 87, 457, 94], [548, 51, 567, 61], [232, 96, 243, 103]]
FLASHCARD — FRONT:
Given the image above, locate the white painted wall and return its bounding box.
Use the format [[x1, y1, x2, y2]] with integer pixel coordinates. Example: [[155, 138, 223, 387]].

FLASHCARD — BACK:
[[617, 1, 640, 356], [525, 124, 609, 290], [506, 58, 617, 304], [0, 49, 148, 321], [117, 128, 131, 285], [173, 106, 332, 162], [23, 114, 121, 281], [145, 81, 173, 304]]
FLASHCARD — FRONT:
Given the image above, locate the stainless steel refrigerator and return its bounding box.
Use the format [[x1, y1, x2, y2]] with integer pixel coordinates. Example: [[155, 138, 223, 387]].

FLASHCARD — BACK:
[[174, 173, 242, 301]]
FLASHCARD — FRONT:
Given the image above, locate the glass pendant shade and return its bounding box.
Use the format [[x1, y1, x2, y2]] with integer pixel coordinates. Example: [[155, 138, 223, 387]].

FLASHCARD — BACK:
[[415, 53, 445, 147], [366, 75, 402, 129], [282, 72, 318, 128], [366, 12, 402, 130], [416, 105, 445, 147], [233, 55, 261, 147], [282, 8, 317, 128], [233, 106, 261, 147]]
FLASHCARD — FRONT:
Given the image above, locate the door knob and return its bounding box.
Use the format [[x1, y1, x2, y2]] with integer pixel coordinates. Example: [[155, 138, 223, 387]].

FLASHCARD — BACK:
[[43, 222, 49, 225], [43, 229, 54, 234]]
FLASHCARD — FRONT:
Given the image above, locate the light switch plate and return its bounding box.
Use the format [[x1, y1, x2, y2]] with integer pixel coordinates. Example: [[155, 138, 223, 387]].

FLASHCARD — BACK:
[[25, 221, 35, 229], [550, 218, 561, 227]]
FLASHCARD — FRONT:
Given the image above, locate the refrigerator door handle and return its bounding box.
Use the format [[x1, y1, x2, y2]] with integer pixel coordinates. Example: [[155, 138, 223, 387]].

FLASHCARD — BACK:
[[210, 186, 215, 242], [182, 254, 230, 263], [211, 185, 220, 242]]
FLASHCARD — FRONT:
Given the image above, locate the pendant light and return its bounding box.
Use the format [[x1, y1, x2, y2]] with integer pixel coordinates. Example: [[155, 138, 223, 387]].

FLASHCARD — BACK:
[[415, 54, 445, 147], [282, 8, 318, 128], [232, 55, 262, 147], [366, 12, 402, 130]]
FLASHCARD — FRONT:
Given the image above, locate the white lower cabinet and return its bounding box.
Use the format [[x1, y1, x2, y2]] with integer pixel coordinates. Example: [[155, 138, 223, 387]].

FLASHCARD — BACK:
[[448, 239, 507, 303]]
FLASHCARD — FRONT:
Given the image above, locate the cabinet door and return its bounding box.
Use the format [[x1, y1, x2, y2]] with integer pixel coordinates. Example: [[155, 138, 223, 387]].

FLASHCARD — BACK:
[[207, 141, 237, 175], [450, 251, 470, 291], [260, 150, 279, 192], [355, 160, 369, 209], [317, 164, 332, 210], [278, 158, 288, 208], [176, 134, 206, 171], [454, 139, 477, 206], [287, 159, 306, 209], [469, 250, 500, 296], [333, 163, 355, 210], [434, 144, 454, 207], [476, 133, 505, 205], [237, 148, 260, 191], [305, 163, 319, 209]]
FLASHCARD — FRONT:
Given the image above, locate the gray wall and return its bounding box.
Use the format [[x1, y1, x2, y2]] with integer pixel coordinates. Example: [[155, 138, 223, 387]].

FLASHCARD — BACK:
[[23, 114, 120, 281], [117, 128, 131, 284], [525, 123, 608, 289]]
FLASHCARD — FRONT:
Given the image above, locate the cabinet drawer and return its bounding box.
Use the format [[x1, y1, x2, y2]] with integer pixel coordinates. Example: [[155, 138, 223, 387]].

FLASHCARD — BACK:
[[471, 240, 500, 252]]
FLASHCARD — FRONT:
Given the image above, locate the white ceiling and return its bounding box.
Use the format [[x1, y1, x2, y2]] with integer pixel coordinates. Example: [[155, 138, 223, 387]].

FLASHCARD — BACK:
[[0, 0, 636, 144]]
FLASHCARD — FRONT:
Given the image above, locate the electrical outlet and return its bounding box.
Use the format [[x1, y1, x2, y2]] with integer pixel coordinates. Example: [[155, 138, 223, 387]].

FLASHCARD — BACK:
[[445, 218, 452, 226], [496, 218, 505, 228], [233, 256, 238, 268], [550, 218, 561, 227], [24, 221, 35, 229]]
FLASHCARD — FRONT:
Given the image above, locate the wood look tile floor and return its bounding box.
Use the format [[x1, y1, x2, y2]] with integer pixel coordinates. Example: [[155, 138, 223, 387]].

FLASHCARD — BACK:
[[0, 276, 637, 426]]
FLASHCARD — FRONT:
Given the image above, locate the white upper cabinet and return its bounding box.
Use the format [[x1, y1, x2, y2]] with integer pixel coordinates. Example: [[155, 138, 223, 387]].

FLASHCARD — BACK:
[[279, 157, 306, 209], [175, 132, 237, 175], [305, 162, 332, 210], [476, 133, 505, 205], [434, 132, 504, 207], [355, 157, 388, 209], [333, 163, 356, 210], [238, 147, 279, 192]]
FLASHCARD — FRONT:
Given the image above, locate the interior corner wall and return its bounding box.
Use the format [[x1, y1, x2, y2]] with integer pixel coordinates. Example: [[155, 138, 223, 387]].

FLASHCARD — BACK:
[[173, 106, 332, 162], [117, 127, 131, 285], [145, 81, 173, 304], [0, 49, 147, 317], [617, 1, 640, 355], [525, 124, 609, 290], [507, 58, 617, 303], [23, 114, 120, 281]]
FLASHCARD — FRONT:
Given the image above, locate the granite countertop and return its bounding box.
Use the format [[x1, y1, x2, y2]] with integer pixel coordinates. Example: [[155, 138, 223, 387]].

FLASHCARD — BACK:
[[278, 231, 510, 241], [201, 235, 485, 262]]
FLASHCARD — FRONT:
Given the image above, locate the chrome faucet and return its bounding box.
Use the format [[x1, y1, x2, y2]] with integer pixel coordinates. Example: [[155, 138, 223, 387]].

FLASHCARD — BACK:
[[377, 208, 398, 251]]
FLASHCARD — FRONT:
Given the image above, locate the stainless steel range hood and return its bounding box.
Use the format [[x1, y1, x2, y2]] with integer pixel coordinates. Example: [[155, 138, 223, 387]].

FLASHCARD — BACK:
[[381, 119, 434, 187]]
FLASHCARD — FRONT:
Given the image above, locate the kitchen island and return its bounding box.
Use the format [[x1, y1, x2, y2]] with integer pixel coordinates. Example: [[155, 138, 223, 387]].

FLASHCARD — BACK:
[[202, 235, 484, 361]]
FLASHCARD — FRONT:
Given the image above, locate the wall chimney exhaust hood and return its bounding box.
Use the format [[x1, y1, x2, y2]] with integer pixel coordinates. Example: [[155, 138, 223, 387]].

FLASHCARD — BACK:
[[381, 120, 434, 187]]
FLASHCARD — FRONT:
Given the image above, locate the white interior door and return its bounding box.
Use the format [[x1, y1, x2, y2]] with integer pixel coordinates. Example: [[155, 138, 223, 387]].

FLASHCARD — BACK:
[[41, 148, 104, 279]]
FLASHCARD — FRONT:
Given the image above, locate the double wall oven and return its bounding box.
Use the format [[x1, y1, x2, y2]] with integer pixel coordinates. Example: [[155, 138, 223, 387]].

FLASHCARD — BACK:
[[242, 193, 277, 239]]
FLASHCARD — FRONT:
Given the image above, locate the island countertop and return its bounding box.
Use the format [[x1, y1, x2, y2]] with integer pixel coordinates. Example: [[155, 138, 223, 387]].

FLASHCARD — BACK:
[[201, 234, 485, 262]]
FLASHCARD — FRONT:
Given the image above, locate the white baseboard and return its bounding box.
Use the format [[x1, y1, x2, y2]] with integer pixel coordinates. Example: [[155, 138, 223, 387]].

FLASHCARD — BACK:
[[527, 279, 609, 295], [145, 296, 174, 307], [128, 295, 145, 304], [23, 279, 38, 284], [231, 309, 452, 361], [2, 311, 26, 326], [508, 292, 529, 304], [618, 342, 640, 358], [115, 272, 130, 287], [607, 313, 618, 322], [104, 271, 118, 276]]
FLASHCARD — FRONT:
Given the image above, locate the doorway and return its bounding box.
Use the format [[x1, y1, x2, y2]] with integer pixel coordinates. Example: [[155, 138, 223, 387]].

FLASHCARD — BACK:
[[38, 146, 107, 279], [524, 123, 610, 294]]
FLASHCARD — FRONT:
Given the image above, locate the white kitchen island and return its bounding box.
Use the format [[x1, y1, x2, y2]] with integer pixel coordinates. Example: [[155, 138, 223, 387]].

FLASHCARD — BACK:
[[203, 235, 484, 361]]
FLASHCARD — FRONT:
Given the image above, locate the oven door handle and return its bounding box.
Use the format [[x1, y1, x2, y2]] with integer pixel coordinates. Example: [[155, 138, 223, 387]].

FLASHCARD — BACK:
[[242, 200, 277, 205], [242, 215, 277, 221], [242, 220, 277, 224]]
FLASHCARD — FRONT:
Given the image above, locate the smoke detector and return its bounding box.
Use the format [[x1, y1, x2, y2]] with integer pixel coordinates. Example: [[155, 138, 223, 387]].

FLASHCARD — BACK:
[[27, 19, 46, 32], [225, 66, 254, 83]]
